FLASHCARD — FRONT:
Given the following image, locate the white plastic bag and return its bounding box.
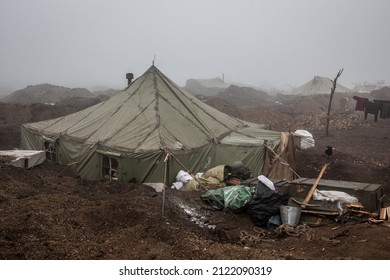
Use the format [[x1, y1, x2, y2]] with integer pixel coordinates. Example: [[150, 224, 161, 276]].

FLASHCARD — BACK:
[[176, 170, 193, 183], [257, 175, 276, 190]]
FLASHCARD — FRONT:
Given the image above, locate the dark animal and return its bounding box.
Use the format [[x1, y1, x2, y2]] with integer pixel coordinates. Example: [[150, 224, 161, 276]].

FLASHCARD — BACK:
[[325, 146, 333, 157]]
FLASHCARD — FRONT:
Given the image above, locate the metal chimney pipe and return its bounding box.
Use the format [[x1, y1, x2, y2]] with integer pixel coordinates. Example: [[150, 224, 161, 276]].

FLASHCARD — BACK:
[[126, 73, 134, 85]]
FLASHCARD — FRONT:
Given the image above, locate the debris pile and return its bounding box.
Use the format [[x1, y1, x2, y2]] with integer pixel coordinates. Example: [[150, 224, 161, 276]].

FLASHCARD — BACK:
[[237, 107, 372, 132], [292, 112, 370, 131]]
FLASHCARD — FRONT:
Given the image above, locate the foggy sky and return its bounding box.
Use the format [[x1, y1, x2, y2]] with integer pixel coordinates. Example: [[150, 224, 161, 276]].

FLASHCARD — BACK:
[[1, 0, 389, 93]]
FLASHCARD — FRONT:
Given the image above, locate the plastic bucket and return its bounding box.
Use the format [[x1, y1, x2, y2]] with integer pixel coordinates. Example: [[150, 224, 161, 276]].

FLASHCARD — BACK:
[[279, 205, 301, 227]]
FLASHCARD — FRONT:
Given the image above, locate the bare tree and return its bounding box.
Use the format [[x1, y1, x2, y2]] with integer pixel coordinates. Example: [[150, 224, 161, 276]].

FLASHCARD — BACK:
[[325, 68, 344, 136]]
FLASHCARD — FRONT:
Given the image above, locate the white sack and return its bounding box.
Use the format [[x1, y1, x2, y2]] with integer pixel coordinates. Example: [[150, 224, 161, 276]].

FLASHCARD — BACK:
[[294, 129, 315, 149], [171, 182, 184, 190], [257, 175, 276, 190], [176, 170, 193, 183]]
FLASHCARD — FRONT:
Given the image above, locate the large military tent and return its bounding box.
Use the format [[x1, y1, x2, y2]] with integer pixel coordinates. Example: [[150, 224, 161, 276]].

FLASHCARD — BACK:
[[288, 76, 351, 96], [20, 65, 295, 183]]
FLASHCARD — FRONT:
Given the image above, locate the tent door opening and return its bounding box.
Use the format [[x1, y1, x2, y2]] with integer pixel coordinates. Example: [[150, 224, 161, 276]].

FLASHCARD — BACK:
[[44, 141, 57, 162], [103, 155, 119, 181]]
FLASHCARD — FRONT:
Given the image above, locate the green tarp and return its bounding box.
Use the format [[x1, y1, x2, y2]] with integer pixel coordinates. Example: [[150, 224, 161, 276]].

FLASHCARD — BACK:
[[201, 185, 254, 210]]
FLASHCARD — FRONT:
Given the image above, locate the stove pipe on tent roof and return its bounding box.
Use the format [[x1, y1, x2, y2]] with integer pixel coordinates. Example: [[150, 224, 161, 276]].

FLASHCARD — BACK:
[[126, 73, 134, 85]]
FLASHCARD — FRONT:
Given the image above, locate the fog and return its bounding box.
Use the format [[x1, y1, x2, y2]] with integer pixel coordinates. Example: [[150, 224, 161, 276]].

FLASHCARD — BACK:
[[1, 0, 389, 93]]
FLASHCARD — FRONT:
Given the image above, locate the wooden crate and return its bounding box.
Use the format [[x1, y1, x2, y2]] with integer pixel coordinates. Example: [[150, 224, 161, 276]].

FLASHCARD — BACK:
[[282, 178, 383, 212]]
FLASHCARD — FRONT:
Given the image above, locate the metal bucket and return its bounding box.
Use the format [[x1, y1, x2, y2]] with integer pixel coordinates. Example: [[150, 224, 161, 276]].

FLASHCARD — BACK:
[[279, 205, 301, 227]]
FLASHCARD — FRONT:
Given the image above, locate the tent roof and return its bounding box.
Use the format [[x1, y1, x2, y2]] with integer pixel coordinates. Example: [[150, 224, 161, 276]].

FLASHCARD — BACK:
[[288, 76, 351, 96], [24, 66, 272, 153]]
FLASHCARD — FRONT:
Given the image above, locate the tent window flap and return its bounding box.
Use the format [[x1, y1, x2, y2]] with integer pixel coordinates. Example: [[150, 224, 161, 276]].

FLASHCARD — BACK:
[[103, 155, 119, 181]]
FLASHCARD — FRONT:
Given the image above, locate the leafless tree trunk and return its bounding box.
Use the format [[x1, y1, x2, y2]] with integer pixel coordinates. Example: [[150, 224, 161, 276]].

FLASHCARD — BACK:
[[325, 68, 344, 136]]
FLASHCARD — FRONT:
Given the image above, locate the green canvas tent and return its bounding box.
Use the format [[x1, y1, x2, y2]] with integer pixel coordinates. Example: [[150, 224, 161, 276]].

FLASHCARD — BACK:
[[20, 65, 296, 183], [287, 76, 351, 96]]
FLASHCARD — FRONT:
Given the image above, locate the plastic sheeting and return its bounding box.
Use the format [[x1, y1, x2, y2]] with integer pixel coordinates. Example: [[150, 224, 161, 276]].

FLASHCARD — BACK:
[[313, 190, 358, 203], [201, 185, 254, 211], [246, 182, 287, 226], [258, 175, 276, 190]]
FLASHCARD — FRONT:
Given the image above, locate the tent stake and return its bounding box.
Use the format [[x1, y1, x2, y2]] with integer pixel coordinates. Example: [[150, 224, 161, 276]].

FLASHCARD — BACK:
[[162, 153, 170, 216]]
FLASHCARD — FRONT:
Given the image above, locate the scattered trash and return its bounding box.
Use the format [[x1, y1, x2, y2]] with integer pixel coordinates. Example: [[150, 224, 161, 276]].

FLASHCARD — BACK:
[[172, 158, 385, 240], [266, 215, 282, 229]]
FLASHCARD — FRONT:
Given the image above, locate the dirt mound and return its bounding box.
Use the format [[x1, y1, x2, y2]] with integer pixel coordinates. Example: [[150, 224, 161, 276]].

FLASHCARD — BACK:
[[214, 85, 275, 108], [0, 102, 87, 150], [184, 78, 228, 97], [370, 86, 390, 100], [276, 92, 357, 114], [1, 84, 94, 105], [205, 98, 242, 119], [239, 106, 290, 129], [208, 100, 371, 132], [55, 96, 102, 110], [0, 96, 390, 260], [0, 103, 33, 125], [0, 146, 389, 260], [92, 88, 121, 99]]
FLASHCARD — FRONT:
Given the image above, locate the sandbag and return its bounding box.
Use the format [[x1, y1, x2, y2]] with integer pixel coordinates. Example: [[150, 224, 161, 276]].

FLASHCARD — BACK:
[[203, 165, 234, 183], [198, 176, 221, 186], [181, 179, 200, 191], [203, 165, 225, 182]]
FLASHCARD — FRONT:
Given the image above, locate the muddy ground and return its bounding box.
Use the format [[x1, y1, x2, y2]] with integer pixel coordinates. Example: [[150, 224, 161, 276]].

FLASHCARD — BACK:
[[0, 102, 389, 260]]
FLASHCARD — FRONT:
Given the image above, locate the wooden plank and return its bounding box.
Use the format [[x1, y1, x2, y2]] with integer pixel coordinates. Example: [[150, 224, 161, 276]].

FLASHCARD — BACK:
[[301, 209, 339, 216], [348, 202, 364, 209], [300, 164, 329, 209], [379, 208, 387, 220], [351, 209, 372, 215]]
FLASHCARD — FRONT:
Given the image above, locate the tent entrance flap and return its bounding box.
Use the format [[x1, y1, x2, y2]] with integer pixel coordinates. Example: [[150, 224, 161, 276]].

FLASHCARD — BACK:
[[44, 140, 57, 162]]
